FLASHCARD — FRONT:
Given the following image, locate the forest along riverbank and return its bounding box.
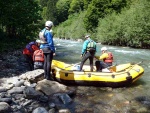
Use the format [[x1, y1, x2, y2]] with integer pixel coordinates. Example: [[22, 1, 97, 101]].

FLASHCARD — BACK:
[[0, 38, 150, 112]]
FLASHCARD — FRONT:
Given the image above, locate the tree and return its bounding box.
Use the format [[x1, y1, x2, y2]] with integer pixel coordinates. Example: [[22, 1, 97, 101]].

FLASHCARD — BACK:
[[83, 0, 128, 32], [56, 0, 71, 23], [0, 0, 41, 38], [69, 0, 84, 14], [46, 0, 58, 25]]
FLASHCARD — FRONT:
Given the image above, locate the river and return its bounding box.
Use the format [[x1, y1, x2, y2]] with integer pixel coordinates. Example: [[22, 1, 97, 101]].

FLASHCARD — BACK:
[[53, 38, 150, 113]]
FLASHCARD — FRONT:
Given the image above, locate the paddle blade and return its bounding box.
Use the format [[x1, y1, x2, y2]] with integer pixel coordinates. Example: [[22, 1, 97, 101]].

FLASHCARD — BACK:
[[109, 66, 116, 72]]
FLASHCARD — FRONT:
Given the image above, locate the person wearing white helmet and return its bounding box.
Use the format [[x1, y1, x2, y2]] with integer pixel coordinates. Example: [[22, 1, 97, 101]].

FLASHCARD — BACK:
[[95, 46, 113, 72], [101, 47, 107, 51], [79, 35, 97, 72], [39, 20, 55, 80]]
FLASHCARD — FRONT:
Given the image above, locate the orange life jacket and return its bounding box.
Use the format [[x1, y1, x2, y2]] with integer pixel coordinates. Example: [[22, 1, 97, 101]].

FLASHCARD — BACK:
[[103, 52, 113, 63], [33, 50, 44, 62]]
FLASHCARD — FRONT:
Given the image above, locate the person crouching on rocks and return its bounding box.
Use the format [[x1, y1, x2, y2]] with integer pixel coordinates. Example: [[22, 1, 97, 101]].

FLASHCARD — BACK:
[[33, 49, 44, 70], [23, 40, 40, 70]]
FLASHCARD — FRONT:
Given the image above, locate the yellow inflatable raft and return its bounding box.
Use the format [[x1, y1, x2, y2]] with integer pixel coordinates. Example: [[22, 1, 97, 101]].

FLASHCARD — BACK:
[[51, 60, 144, 87]]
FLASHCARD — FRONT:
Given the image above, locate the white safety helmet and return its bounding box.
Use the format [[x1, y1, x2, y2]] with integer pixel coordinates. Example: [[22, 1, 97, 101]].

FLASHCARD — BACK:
[[85, 35, 90, 38], [45, 21, 53, 28], [101, 47, 107, 51]]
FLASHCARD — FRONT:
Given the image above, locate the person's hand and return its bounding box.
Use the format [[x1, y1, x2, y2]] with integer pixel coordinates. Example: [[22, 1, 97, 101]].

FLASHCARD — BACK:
[[80, 54, 83, 58], [53, 53, 56, 56], [94, 57, 97, 60]]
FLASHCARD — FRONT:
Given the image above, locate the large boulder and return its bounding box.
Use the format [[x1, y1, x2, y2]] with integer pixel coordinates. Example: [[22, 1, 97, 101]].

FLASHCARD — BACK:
[[19, 69, 44, 83], [36, 79, 73, 96]]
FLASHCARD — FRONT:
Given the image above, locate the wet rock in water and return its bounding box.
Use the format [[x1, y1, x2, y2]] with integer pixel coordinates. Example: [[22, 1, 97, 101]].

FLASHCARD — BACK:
[[58, 93, 72, 104], [135, 96, 150, 106], [0, 102, 12, 113], [32, 107, 48, 113]]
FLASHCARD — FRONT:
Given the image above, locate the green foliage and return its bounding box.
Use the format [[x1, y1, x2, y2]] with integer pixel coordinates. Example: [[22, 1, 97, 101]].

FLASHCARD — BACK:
[[0, 0, 149, 51], [39, 0, 49, 7], [0, 0, 41, 38], [46, 0, 58, 24], [55, 12, 87, 39], [69, 0, 84, 14], [0, 30, 30, 52], [97, 0, 150, 48], [0, 0, 42, 52], [83, 0, 92, 9], [83, 0, 128, 31], [56, 0, 71, 23]]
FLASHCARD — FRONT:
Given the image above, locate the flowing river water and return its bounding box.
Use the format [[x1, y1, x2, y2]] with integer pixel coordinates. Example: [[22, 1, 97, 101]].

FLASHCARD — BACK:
[[54, 38, 150, 113]]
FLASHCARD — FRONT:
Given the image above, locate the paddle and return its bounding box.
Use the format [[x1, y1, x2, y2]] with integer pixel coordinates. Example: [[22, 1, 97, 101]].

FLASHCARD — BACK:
[[106, 64, 117, 72], [131, 61, 143, 65], [65, 62, 81, 68]]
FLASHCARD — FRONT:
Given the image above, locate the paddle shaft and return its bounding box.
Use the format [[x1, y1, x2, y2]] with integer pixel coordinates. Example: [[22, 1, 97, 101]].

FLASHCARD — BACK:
[[65, 62, 81, 68]]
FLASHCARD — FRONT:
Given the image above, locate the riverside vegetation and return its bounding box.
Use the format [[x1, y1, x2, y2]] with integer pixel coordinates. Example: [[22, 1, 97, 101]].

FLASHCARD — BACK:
[[0, 0, 150, 53]]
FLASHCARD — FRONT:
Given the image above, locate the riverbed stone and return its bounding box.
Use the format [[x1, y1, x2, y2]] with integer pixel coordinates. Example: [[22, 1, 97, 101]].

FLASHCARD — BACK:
[[32, 107, 48, 113], [36, 79, 68, 96], [58, 109, 71, 113], [48, 108, 55, 113], [58, 93, 72, 104], [0, 87, 7, 92], [15, 80, 25, 87], [0, 102, 12, 113], [0, 97, 12, 104], [23, 86, 44, 99], [7, 86, 25, 94], [19, 69, 44, 83]]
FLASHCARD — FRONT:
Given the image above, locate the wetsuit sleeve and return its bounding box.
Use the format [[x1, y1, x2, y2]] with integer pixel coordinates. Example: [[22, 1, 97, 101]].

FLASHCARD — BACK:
[[81, 40, 88, 54]]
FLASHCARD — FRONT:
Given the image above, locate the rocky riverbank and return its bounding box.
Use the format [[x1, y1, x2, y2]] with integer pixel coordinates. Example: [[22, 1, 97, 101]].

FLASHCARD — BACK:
[[1, 48, 150, 113], [0, 49, 75, 113]]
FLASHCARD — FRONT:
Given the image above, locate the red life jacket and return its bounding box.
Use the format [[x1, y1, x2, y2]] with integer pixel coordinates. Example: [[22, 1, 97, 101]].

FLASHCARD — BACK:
[[103, 52, 113, 63], [33, 50, 44, 62], [23, 48, 30, 55]]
